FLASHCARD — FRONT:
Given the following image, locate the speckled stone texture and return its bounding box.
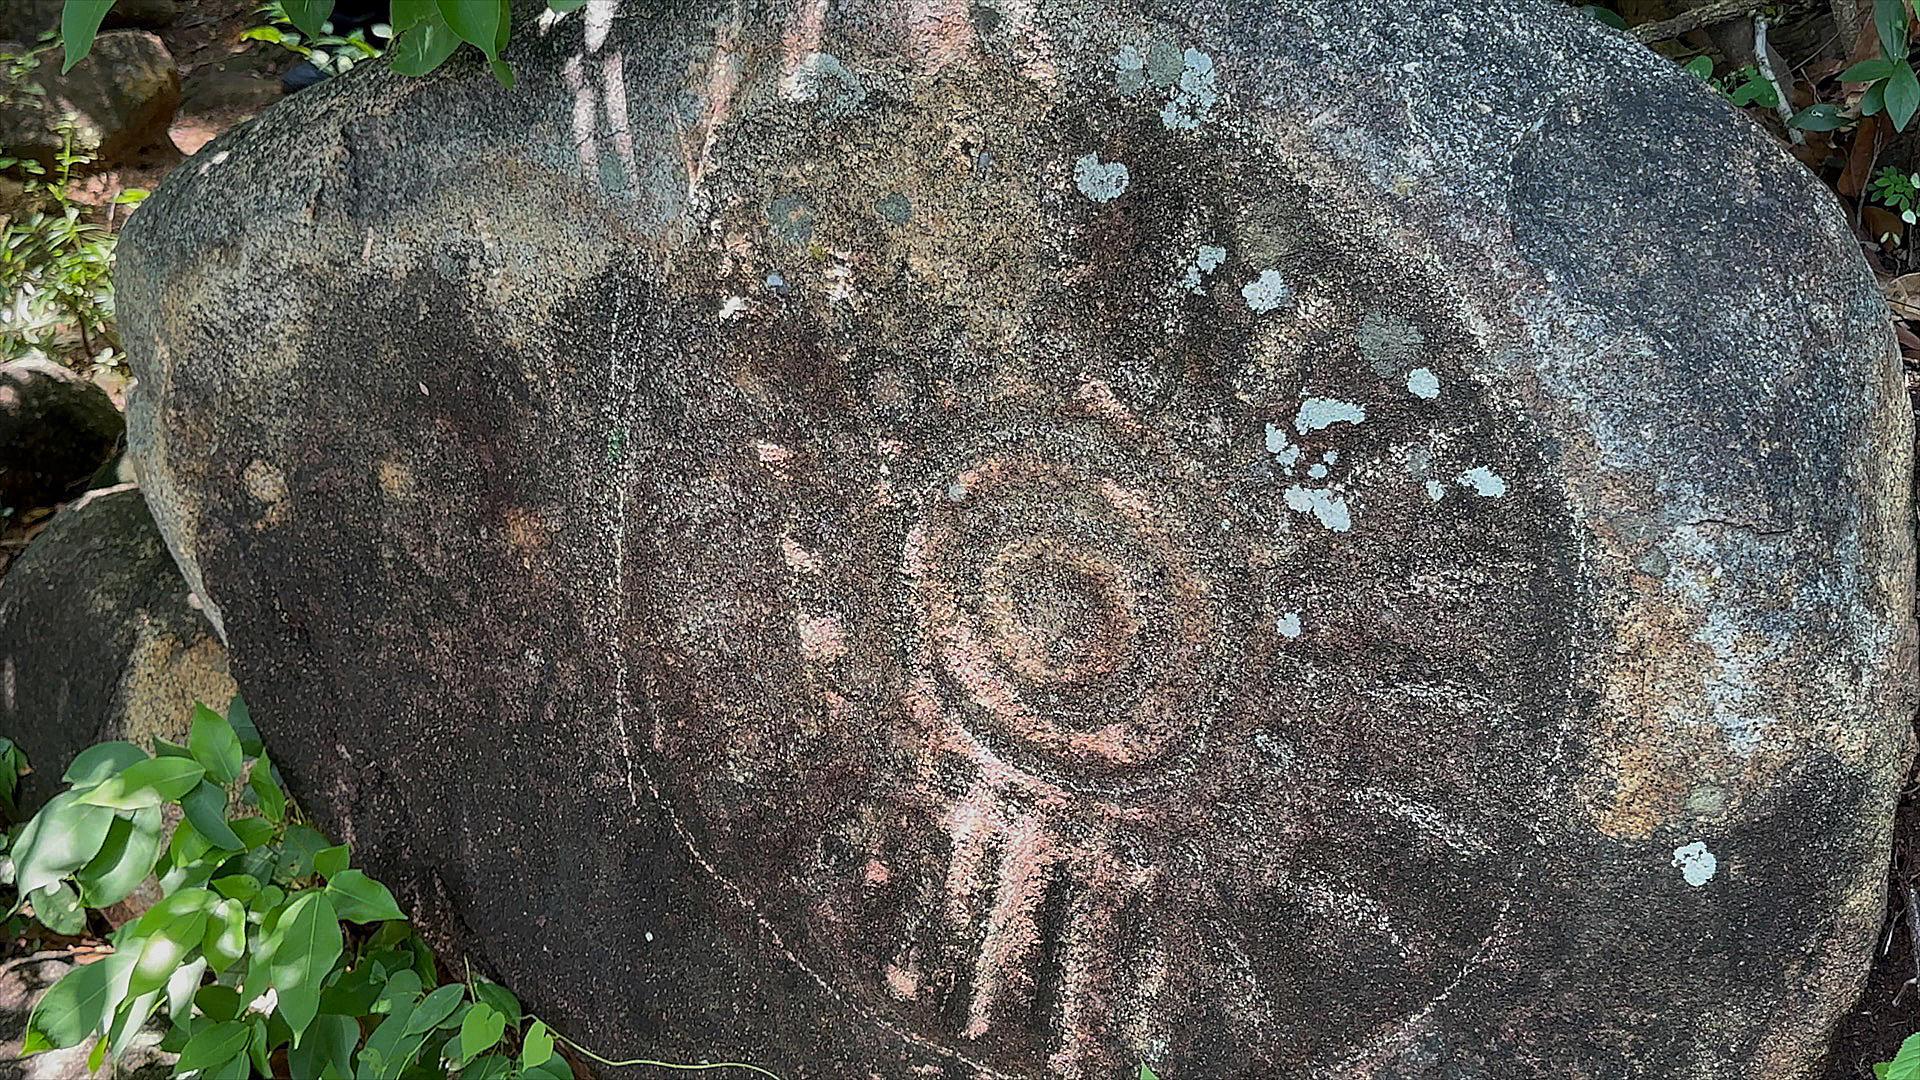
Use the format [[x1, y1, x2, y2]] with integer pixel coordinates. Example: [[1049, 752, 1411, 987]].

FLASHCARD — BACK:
[[0, 359, 123, 515], [116, 1, 1914, 1076], [0, 485, 233, 811]]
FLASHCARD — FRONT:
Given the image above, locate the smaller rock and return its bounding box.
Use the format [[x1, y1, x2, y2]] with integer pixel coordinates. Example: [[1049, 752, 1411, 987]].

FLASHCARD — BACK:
[[0, 0, 177, 42], [0, 359, 123, 518], [0, 31, 179, 169], [0, 486, 233, 813]]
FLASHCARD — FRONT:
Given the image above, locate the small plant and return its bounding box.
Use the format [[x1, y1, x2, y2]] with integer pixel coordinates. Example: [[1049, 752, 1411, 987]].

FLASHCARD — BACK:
[[0, 123, 139, 372], [240, 2, 387, 80], [1872, 166, 1920, 224], [1837, 0, 1920, 130], [4, 698, 786, 1078]]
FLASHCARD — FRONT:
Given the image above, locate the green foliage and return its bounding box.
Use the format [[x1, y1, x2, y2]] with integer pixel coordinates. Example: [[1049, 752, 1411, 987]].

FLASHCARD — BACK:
[[1683, 56, 1783, 109], [1871, 166, 1920, 223], [4, 698, 788, 1079], [59, 1, 113, 73], [1839, 0, 1920, 130], [2, 696, 537, 1078], [1140, 1066, 1160, 1080], [1878, 1032, 1920, 1079], [0, 124, 134, 372], [240, 2, 386, 80]]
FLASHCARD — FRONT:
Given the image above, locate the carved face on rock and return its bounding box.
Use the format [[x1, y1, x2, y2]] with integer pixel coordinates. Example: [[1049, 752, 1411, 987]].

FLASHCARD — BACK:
[[618, 54, 1581, 1064]]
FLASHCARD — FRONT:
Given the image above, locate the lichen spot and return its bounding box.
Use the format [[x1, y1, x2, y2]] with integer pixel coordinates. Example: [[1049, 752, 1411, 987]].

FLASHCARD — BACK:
[[1241, 269, 1293, 313], [1424, 479, 1447, 501], [1074, 153, 1130, 202], [876, 192, 912, 224], [1275, 611, 1303, 638], [1407, 367, 1441, 399], [1283, 484, 1352, 532], [1263, 422, 1301, 471], [1160, 48, 1219, 130], [1179, 243, 1227, 293], [797, 612, 848, 662], [1457, 466, 1508, 498], [1671, 841, 1717, 887], [1295, 397, 1367, 433]]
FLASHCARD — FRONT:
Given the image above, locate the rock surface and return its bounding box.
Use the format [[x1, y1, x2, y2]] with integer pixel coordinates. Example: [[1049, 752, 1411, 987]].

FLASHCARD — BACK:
[[118, 1, 1915, 1076], [0, 31, 179, 168], [0, 953, 171, 1080], [0, 359, 123, 517], [0, 0, 178, 42], [0, 485, 232, 811]]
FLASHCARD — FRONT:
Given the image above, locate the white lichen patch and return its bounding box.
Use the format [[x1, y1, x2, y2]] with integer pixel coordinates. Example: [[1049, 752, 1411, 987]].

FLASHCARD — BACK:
[[1178, 243, 1227, 293], [1074, 153, 1131, 202], [1263, 422, 1302, 471], [1284, 484, 1352, 532], [1424, 479, 1447, 501], [1671, 841, 1718, 887], [1295, 397, 1367, 433], [1160, 48, 1219, 130], [1456, 465, 1507, 497], [1308, 462, 1329, 480], [1275, 611, 1303, 638], [1241, 269, 1293, 313], [1406, 367, 1441, 399], [717, 296, 750, 321]]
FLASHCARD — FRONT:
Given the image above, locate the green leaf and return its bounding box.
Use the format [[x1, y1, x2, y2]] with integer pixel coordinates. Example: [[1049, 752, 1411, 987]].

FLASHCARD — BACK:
[[60, 0, 113, 73], [231, 816, 277, 850], [22, 952, 132, 1052], [248, 1016, 273, 1075], [227, 696, 264, 757], [390, 0, 437, 32], [523, 1059, 574, 1080], [203, 898, 248, 972], [314, 843, 351, 878], [165, 957, 207, 1024], [1581, 4, 1626, 29], [76, 805, 163, 908], [249, 755, 286, 823], [404, 983, 465, 1035], [326, 869, 407, 923], [472, 979, 520, 1032], [456, 1002, 506, 1064], [1140, 1067, 1160, 1080], [78, 757, 206, 810], [1867, 80, 1890, 115], [127, 905, 208, 998], [283, 0, 337, 39], [62, 742, 148, 787], [189, 703, 245, 785], [389, 17, 461, 76], [1845, 58, 1900, 83], [521, 1019, 554, 1068], [262, 891, 344, 1041], [176, 1020, 250, 1073], [11, 790, 116, 897], [196, 985, 245, 1022], [547, 0, 589, 11], [277, 824, 332, 882], [1790, 104, 1848, 131], [1683, 55, 1713, 80], [438, 0, 504, 59], [289, 1013, 359, 1079], [1883, 0, 1915, 58], [490, 57, 515, 88], [1887, 1032, 1920, 1079], [31, 881, 86, 935], [211, 873, 261, 901], [1890, 60, 1920, 130], [181, 780, 243, 852]]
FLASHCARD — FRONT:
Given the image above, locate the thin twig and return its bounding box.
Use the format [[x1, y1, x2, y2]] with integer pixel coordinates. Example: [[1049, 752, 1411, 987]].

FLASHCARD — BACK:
[[1754, 18, 1806, 143], [1631, 0, 1772, 42], [1902, 876, 1920, 988]]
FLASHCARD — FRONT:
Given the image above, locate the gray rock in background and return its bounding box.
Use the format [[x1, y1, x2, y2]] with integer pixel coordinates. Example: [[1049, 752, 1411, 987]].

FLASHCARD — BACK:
[[116, 0, 1916, 1076], [0, 359, 122, 517], [0, 31, 179, 168], [0, 0, 177, 43], [0, 484, 232, 812]]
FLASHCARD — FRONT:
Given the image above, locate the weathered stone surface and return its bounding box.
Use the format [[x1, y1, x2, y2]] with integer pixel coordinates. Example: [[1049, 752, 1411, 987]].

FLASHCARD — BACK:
[[0, 359, 122, 517], [118, 1, 1915, 1076], [0, 31, 179, 168], [0, 0, 178, 41], [0, 953, 171, 1079], [0, 485, 232, 811]]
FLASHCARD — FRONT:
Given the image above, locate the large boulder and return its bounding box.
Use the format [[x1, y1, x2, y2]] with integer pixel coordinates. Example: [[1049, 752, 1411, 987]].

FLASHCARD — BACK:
[[0, 485, 232, 812], [0, 359, 122, 518], [0, 31, 179, 168], [117, 1, 1915, 1076]]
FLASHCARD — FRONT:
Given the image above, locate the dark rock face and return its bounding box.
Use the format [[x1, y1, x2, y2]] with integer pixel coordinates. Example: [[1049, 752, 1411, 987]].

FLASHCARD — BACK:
[[0, 485, 232, 811], [117, 2, 1915, 1076], [0, 31, 179, 168], [0, 359, 123, 516]]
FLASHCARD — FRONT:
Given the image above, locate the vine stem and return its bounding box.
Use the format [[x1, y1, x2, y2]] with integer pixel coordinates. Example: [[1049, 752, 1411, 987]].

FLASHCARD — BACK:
[[537, 1024, 786, 1079]]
